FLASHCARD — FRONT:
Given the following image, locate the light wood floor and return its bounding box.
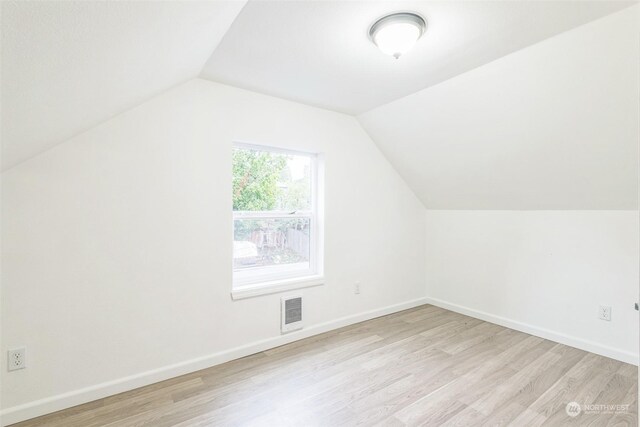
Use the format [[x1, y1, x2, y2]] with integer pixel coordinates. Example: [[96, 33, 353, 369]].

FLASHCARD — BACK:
[[12, 304, 638, 426]]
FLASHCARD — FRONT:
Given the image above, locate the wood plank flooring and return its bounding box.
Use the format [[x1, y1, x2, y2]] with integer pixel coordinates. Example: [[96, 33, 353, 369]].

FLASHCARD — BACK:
[[11, 304, 638, 426]]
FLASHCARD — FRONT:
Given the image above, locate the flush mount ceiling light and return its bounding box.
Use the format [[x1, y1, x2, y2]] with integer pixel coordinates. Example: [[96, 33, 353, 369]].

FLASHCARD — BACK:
[[369, 12, 427, 59]]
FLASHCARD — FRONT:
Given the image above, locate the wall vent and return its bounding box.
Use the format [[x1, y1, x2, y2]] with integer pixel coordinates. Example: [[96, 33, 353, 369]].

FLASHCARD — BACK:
[[281, 295, 303, 333]]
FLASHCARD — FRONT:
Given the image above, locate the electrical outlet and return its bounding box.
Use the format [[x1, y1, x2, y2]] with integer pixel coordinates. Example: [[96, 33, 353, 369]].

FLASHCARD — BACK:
[[354, 281, 361, 294], [598, 305, 612, 322], [8, 347, 26, 371]]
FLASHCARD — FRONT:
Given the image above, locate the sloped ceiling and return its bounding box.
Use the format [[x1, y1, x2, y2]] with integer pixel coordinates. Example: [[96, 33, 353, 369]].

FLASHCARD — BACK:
[[358, 6, 639, 210], [1, 0, 246, 171], [2, 1, 637, 211], [200, 0, 633, 115]]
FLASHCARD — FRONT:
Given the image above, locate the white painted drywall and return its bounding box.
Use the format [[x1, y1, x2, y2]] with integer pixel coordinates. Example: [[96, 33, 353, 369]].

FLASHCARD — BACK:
[[201, 0, 632, 114], [356, 5, 640, 364], [425, 210, 639, 363], [1, 0, 247, 171], [358, 5, 640, 210], [0, 79, 426, 422]]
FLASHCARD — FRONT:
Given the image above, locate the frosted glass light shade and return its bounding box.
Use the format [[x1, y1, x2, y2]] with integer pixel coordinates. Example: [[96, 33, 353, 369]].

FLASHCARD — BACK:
[[369, 12, 426, 59]]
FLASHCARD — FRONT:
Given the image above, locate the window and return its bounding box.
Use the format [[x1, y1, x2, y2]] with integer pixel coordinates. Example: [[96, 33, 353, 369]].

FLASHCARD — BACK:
[[232, 143, 322, 295]]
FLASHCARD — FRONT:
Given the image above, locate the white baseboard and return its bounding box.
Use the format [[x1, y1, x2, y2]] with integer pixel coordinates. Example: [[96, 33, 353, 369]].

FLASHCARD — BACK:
[[0, 297, 426, 426], [424, 296, 639, 366]]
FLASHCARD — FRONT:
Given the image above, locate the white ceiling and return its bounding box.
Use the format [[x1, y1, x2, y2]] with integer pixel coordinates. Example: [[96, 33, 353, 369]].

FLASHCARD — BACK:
[[1, 0, 246, 170], [2, 0, 637, 210], [358, 5, 639, 210], [200, 1, 633, 115]]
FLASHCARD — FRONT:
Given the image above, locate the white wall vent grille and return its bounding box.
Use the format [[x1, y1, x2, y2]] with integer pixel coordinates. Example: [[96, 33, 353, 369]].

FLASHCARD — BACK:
[[281, 296, 303, 333]]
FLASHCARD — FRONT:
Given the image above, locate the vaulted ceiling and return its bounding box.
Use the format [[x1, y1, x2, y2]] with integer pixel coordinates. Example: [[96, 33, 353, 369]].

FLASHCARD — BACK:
[[2, 0, 637, 209], [1, 0, 247, 170], [359, 5, 639, 210], [201, 0, 632, 114]]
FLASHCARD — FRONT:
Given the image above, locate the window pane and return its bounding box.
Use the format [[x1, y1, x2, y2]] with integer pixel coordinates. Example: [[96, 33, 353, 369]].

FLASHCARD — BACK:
[[232, 147, 312, 212], [233, 217, 311, 270]]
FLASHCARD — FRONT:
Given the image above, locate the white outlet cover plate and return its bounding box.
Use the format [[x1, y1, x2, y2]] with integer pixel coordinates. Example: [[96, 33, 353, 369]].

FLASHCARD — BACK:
[[8, 347, 26, 371], [598, 305, 612, 321]]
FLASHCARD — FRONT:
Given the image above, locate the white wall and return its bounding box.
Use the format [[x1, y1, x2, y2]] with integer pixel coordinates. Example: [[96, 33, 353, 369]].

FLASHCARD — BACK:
[[358, 5, 640, 364], [0, 79, 426, 424], [425, 211, 639, 364]]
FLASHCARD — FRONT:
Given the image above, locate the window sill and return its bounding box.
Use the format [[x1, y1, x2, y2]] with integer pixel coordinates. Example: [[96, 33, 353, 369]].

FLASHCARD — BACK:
[[231, 275, 324, 300]]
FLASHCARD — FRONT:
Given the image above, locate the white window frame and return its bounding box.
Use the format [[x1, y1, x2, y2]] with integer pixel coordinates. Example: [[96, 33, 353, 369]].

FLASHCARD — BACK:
[[232, 142, 324, 299]]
